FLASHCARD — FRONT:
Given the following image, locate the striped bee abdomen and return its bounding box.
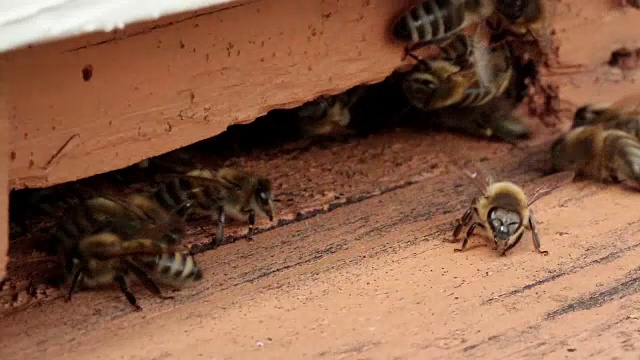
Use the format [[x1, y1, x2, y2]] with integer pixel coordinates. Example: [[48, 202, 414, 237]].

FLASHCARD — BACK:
[[142, 251, 203, 287]]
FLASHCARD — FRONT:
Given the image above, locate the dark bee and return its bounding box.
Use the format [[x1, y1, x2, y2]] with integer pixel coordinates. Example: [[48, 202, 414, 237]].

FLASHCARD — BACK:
[[152, 167, 275, 246], [57, 195, 200, 310], [296, 86, 366, 138]]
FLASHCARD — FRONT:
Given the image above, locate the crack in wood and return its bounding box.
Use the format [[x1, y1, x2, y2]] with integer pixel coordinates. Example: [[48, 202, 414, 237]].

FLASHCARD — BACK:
[[482, 239, 640, 305], [189, 179, 420, 254], [545, 266, 640, 320], [64, 1, 260, 53]]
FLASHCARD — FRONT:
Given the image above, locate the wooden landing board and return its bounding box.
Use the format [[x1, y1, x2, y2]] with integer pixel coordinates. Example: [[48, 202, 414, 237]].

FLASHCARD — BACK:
[[0, 133, 638, 359]]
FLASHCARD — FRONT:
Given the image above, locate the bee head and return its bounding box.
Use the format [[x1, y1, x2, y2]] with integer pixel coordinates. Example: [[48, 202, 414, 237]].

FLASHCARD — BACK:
[[572, 104, 605, 129], [254, 178, 275, 222], [403, 73, 440, 105], [496, 0, 539, 23], [297, 97, 331, 121], [488, 207, 522, 250]]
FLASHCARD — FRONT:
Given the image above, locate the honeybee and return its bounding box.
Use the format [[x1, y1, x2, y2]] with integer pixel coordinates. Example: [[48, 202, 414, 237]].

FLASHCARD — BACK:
[[402, 59, 473, 111], [66, 231, 202, 311], [402, 39, 513, 110], [296, 86, 366, 138], [54, 195, 188, 264], [451, 168, 574, 256], [57, 194, 200, 310], [550, 126, 640, 187], [572, 94, 640, 139], [152, 167, 275, 246]]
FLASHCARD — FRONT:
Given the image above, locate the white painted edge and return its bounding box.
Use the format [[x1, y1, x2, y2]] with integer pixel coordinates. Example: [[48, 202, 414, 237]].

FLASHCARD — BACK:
[[0, 0, 235, 53]]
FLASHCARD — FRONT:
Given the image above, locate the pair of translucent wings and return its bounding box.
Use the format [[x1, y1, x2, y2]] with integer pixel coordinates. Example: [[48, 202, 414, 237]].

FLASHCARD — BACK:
[[460, 164, 575, 206]]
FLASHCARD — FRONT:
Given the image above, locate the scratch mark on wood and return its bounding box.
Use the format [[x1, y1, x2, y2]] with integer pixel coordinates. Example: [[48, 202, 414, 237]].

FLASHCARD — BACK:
[[41, 134, 80, 170], [64, 1, 261, 53]]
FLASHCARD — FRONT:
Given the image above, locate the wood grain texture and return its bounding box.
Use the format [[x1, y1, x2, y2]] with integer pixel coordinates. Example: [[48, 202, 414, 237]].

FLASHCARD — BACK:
[[6, 0, 412, 189]]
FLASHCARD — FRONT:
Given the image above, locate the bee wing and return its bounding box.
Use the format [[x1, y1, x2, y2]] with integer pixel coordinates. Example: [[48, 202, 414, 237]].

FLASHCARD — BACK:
[[526, 171, 575, 206], [94, 193, 156, 223], [471, 21, 496, 91], [215, 172, 246, 191], [83, 235, 174, 260], [448, 159, 495, 193], [154, 173, 234, 199], [467, 164, 495, 190]]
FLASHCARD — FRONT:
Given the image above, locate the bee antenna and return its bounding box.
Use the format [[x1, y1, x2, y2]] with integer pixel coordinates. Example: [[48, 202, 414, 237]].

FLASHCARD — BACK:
[[405, 50, 432, 70]]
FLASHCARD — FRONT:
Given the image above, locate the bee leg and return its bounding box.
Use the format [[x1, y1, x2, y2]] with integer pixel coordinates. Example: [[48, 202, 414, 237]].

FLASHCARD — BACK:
[[66, 267, 83, 302], [451, 197, 478, 241], [114, 275, 142, 311], [452, 207, 474, 240], [403, 43, 428, 62], [528, 209, 549, 255], [454, 222, 485, 253], [215, 206, 225, 246], [501, 232, 524, 256], [126, 260, 174, 300], [247, 210, 256, 241]]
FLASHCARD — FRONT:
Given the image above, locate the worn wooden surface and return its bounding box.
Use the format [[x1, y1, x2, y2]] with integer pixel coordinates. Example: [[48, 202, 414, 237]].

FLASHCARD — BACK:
[[1, 132, 639, 359], [6, 0, 411, 190], [548, 1, 640, 106]]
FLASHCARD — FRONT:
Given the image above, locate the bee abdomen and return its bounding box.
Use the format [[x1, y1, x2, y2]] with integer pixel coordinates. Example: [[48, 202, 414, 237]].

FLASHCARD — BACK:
[[393, 0, 467, 44], [458, 69, 512, 107], [153, 179, 193, 214], [439, 34, 472, 64], [149, 252, 203, 286], [459, 86, 494, 106], [55, 202, 109, 250], [606, 131, 640, 183]]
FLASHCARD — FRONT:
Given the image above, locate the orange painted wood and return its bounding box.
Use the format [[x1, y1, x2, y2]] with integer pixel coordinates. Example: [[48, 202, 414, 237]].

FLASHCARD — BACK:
[[544, 0, 640, 107], [5, 0, 412, 190]]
